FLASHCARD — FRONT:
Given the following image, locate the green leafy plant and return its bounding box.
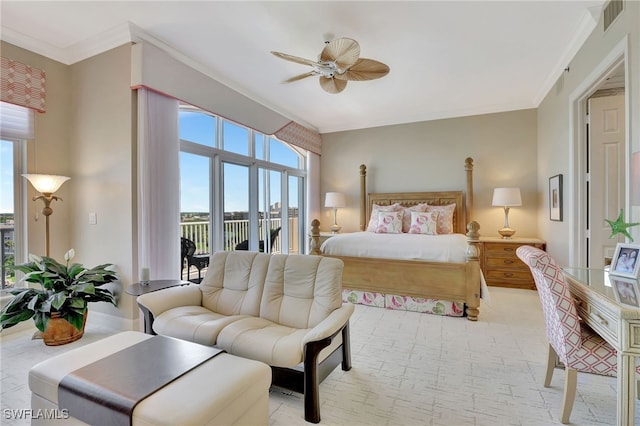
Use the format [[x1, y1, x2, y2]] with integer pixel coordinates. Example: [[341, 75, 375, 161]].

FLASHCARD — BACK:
[[0, 249, 117, 332]]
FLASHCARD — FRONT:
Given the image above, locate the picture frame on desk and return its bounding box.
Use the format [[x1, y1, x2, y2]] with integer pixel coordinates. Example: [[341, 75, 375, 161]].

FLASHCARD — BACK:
[[610, 276, 640, 307], [610, 243, 640, 279], [548, 174, 563, 221]]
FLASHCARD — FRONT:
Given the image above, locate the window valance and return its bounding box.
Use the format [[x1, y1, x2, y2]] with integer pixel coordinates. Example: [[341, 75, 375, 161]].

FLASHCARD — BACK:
[[275, 121, 322, 155], [131, 42, 321, 154], [1, 57, 46, 113]]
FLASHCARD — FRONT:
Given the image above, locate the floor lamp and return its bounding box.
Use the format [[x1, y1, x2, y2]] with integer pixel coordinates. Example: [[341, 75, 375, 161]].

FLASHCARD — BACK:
[[23, 174, 70, 257]]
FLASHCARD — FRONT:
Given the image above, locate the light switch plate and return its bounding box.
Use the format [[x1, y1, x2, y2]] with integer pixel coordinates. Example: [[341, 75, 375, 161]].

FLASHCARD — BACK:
[[89, 212, 97, 225]]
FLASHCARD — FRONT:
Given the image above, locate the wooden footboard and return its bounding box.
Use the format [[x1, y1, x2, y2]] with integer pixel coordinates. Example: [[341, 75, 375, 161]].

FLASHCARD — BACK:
[[310, 220, 482, 320]]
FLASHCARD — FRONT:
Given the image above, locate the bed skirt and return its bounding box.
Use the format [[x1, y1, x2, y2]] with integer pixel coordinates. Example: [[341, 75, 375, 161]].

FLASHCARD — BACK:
[[342, 289, 465, 317]]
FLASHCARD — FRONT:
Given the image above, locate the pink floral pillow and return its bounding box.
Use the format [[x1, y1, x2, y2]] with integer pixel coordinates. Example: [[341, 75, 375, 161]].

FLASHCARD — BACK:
[[366, 203, 402, 232], [401, 203, 428, 232], [408, 211, 439, 234], [425, 203, 456, 234], [375, 211, 404, 234]]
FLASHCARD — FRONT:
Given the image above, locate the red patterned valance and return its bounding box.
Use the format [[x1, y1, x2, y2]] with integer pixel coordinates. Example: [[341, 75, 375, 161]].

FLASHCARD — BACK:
[[274, 121, 322, 155], [1, 57, 46, 113]]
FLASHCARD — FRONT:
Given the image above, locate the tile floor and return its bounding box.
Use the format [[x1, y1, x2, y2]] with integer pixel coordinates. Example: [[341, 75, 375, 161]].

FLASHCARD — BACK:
[[0, 287, 635, 425]]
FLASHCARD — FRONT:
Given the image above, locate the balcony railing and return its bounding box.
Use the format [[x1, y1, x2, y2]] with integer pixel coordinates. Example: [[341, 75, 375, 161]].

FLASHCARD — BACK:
[[1, 226, 15, 290], [181, 218, 300, 255]]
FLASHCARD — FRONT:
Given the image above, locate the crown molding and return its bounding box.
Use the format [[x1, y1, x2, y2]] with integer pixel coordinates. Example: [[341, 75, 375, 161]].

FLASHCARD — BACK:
[[533, 5, 602, 106]]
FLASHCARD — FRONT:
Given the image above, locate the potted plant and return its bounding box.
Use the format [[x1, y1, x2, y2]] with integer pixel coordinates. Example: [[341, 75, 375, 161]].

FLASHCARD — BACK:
[[0, 249, 117, 345]]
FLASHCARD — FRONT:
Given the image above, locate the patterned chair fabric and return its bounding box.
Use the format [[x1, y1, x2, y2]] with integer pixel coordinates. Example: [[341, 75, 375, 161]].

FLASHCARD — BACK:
[[516, 246, 617, 376]]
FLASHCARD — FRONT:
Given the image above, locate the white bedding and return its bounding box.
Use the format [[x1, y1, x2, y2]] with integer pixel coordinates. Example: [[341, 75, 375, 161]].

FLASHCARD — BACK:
[[320, 232, 468, 263]]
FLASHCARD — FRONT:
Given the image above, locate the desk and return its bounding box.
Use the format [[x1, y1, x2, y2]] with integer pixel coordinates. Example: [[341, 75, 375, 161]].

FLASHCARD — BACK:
[[563, 267, 640, 426]]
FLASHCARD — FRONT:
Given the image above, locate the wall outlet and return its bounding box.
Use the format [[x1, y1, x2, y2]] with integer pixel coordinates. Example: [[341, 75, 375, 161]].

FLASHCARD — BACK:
[[89, 212, 97, 225]]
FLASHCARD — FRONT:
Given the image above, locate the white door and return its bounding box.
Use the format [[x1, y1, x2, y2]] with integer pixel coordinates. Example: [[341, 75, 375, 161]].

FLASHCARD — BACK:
[[588, 94, 625, 267]]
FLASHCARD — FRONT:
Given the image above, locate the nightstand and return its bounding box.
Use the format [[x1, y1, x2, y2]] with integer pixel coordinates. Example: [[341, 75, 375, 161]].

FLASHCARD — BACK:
[[480, 236, 546, 290]]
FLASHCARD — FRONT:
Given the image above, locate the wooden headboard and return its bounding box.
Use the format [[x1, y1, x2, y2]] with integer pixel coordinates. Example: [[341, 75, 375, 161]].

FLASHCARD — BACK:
[[360, 158, 474, 234], [366, 192, 466, 234]]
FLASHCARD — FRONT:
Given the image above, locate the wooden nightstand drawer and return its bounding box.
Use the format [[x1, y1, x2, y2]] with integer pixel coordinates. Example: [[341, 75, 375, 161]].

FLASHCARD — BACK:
[[484, 268, 533, 282], [485, 257, 525, 269], [484, 243, 520, 257], [480, 237, 546, 290]]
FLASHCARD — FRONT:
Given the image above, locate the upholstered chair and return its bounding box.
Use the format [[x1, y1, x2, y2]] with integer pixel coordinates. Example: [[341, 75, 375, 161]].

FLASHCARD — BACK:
[[516, 246, 637, 424]]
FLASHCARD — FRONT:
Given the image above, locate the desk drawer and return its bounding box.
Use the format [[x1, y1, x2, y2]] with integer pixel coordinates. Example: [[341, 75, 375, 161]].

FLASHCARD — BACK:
[[574, 297, 619, 347]]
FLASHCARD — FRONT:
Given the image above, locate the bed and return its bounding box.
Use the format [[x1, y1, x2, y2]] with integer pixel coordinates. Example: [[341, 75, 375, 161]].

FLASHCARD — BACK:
[[310, 157, 483, 320]]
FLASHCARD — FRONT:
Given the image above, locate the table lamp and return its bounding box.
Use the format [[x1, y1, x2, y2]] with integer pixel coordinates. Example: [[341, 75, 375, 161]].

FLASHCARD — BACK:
[[325, 192, 346, 233], [492, 187, 522, 239]]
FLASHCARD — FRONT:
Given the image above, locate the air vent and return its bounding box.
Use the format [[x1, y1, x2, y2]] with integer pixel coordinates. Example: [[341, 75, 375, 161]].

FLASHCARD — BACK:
[[604, 0, 623, 31]]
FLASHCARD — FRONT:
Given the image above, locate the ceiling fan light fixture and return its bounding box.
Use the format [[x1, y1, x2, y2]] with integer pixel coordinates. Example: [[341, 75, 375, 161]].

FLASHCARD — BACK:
[[272, 37, 389, 94]]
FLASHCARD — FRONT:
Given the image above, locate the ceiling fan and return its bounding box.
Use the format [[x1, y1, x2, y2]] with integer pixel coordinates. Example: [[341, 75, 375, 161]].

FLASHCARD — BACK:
[[271, 37, 390, 94]]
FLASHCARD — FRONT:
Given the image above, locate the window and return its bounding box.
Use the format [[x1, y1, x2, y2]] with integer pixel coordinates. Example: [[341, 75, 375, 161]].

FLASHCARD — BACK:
[[1, 102, 30, 292], [178, 105, 306, 266]]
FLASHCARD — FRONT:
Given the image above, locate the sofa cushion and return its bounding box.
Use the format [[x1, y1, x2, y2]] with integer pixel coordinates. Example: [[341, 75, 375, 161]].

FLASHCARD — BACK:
[[216, 317, 308, 367], [200, 251, 270, 317], [153, 306, 251, 346], [260, 255, 344, 329]]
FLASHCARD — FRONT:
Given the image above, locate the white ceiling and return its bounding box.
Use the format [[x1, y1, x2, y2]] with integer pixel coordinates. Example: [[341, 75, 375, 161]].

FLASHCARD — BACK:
[[1, 0, 606, 134]]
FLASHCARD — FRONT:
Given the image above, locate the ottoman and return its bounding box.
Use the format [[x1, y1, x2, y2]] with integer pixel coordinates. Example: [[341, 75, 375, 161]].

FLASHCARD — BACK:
[[29, 331, 272, 426]]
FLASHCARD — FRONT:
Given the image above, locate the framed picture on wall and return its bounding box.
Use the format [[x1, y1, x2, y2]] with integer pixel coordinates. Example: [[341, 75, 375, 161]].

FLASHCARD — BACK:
[[610, 243, 640, 279], [549, 174, 563, 221], [611, 276, 640, 307]]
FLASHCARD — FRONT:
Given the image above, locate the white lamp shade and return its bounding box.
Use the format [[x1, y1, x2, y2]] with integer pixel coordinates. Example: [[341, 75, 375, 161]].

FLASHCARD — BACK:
[[23, 174, 70, 194], [492, 187, 522, 207], [325, 192, 346, 208]]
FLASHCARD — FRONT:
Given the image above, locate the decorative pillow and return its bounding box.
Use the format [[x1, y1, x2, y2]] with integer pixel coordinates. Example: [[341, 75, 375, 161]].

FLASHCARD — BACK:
[[425, 203, 456, 234], [401, 203, 428, 233], [375, 211, 404, 234], [366, 203, 402, 232], [408, 211, 439, 235]]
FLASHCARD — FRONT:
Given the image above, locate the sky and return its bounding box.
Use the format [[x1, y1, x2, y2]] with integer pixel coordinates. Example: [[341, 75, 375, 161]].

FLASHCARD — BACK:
[[1, 140, 13, 214]]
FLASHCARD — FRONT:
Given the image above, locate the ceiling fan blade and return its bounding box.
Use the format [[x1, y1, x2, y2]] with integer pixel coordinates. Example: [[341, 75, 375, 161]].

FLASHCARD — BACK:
[[320, 38, 360, 70], [335, 58, 390, 81], [319, 77, 348, 94], [271, 51, 318, 67], [283, 71, 315, 83]]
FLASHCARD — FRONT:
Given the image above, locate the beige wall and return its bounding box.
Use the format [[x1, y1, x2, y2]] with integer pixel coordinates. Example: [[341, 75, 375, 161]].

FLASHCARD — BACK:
[[3, 42, 138, 325], [68, 44, 137, 324], [537, 2, 640, 266], [319, 109, 539, 239]]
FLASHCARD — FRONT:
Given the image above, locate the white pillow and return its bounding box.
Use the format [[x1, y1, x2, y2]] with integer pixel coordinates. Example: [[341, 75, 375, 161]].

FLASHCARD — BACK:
[[375, 211, 403, 234], [366, 203, 402, 232], [408, 211, 439, 235]]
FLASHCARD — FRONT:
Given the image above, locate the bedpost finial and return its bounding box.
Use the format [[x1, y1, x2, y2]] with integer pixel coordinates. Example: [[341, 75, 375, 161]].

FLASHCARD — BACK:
[[360, 164, 366, 175], [466, 220, 480, 240], [465, 157, 474, 170]]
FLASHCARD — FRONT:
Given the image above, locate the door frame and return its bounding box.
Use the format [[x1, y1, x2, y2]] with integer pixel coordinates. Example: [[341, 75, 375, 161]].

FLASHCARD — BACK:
[[569, 35, 630, 267]]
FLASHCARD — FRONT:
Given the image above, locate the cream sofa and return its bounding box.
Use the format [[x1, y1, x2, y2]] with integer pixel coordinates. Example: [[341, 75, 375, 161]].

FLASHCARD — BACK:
[[136, 251, 354, 424]]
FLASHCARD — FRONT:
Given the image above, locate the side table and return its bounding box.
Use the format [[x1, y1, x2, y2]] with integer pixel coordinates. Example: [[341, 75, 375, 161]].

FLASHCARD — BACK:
[[125, 279, 191, 296], [126, 280, 191, 333]]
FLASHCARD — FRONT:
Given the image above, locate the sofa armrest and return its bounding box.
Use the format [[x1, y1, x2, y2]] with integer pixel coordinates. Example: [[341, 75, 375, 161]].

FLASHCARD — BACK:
[[136, 285, 203, 317], [302, 303, 355, 347]]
